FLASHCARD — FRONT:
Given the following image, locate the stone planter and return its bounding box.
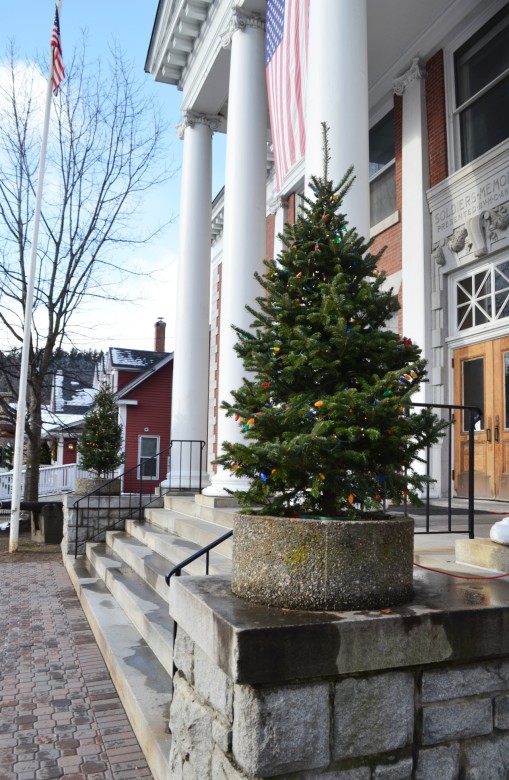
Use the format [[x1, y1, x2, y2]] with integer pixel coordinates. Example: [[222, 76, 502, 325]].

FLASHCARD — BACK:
[[74, 477, 121, 496], [231, 514, 414, 611]]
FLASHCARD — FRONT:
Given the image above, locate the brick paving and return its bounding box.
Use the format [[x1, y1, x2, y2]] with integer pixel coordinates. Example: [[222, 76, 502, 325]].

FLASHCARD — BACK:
[[0, 534, 153, 779]]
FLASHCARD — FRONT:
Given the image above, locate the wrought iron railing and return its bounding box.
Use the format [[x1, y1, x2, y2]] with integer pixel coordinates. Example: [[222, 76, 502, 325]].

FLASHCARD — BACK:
[[165, 530, 233, 584], [73, 439, 205, 557]]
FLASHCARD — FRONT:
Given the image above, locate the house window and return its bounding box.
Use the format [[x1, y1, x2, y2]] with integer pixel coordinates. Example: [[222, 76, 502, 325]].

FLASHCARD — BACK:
[[369, 110, 396, 228], [454, 6, 509, 166], [138, 435, 159, 480], [455, 259, 509, 332]]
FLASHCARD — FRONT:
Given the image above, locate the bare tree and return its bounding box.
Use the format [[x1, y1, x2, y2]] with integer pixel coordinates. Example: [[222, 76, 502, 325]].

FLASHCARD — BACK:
[[0, 41, 171, 499]]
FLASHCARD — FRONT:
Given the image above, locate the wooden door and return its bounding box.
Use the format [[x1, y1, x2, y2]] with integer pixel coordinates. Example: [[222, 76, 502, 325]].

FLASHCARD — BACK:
[[454, 337, 509, 498]]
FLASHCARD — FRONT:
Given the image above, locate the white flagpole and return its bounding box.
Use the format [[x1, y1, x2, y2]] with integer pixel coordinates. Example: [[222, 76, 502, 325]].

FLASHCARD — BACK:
[[9, 1, 62, 552]]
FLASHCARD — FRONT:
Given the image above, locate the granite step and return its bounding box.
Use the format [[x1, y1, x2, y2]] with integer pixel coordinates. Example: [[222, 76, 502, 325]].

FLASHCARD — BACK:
[[139, 509, 233, 557], [86, 541, 175, 676], [63, 554, 173, 780], [163, 493, 239, 528]]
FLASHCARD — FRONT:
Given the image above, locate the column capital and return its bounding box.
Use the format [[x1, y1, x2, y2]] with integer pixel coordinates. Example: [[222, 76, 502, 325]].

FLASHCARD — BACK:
[[268, 195, 289, 216], [393, 58, 426, 96], [220, 9, 265, 49], [177, 111, 222, 139]]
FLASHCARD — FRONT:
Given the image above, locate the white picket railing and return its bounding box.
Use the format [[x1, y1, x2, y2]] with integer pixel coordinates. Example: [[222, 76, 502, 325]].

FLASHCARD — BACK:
[[0, 464, 96, 501]]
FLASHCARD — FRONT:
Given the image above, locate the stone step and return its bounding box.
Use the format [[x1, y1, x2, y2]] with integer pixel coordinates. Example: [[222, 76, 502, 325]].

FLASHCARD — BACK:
[[106, 528, 232, 602], [141, 508, 233, 557], [163, 493, 239, 528], [86, 542, 175, 676], [63, 555, 173, 780]]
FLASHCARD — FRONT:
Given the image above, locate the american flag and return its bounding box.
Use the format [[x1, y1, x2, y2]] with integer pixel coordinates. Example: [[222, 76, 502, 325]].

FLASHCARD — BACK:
[[265, 0, 309, 191], [50, 5, 64, 95]]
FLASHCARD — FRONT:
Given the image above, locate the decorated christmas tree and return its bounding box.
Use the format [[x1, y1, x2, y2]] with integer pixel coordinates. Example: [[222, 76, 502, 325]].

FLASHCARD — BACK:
[[77, 383, 124, 477], [216, 125, 446, 518]]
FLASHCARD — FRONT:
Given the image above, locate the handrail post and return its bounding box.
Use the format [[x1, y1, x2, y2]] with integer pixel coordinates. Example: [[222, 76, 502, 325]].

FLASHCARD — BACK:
[[468, 409, 477, 540]]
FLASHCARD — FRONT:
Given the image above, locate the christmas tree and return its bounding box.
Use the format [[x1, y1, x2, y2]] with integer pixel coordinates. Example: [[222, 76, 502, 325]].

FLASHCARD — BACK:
[[77, 383, 124, 477], [216, 124, 446, 518]]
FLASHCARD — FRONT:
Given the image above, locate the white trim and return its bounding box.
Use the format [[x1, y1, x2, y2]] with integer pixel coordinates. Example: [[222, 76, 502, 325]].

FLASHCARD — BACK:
[[117, 400, 138, 406], [137, 434, 160, 481], [370, 210, 400, 239]]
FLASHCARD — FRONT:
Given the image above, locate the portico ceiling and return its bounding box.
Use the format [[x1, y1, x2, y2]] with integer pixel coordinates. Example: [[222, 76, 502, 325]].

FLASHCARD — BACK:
[[145, 0, 484, 122]]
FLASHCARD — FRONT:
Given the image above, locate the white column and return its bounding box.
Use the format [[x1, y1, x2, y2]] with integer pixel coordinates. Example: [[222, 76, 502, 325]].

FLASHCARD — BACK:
[[204, 11, 267, 496], [169, 112, 218, 488], [394, 59, 431, 402], [272, 196, 288, 259], [305, 0, 369, 239]]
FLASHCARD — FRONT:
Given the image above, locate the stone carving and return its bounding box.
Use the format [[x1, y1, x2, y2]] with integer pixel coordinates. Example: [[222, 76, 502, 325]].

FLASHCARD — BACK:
[[448, 227, 469, 254], [466, 214, 488, 258], [490, 517, 509, 545], [485, 206, 509, 241], [432, 241, 446, 266], [393, 58, 426, 96]]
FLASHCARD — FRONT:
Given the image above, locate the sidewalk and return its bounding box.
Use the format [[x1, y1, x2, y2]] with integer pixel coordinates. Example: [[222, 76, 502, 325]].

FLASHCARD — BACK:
[[0, 534, 153, 780]]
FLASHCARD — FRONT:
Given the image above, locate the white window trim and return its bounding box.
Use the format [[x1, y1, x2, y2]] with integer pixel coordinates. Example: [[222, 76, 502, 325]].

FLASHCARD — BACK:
[[444, 0, 509, 173], [448, 255, 509, 343], [138, 435, 160, 481]]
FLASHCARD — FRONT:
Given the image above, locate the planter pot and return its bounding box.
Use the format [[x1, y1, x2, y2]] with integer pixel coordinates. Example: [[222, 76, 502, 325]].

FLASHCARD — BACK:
[[231, 514, 414, 611], [74, 477, 121, 496]]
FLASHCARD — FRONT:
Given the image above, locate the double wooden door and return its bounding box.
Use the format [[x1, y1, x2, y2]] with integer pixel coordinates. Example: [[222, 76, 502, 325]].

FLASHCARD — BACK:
[[453, 337, 509, 498]]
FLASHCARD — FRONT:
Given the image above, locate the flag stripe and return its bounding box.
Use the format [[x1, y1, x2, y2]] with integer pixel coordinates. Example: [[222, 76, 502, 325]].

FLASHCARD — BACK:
[[51, 6, 64, 95], [266, 0, 309, 191]]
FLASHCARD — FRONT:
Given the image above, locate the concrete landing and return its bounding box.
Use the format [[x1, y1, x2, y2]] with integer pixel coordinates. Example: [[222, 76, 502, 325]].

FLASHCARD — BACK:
[[456, 537, 509, 573]]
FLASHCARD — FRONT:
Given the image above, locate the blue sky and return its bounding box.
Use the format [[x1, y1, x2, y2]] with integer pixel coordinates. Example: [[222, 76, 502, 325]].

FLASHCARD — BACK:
[[2, 0, 226, 353]]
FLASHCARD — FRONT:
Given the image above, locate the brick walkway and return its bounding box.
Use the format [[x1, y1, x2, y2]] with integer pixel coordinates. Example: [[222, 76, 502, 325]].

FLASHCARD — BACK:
[[0, 536, 153, 780]]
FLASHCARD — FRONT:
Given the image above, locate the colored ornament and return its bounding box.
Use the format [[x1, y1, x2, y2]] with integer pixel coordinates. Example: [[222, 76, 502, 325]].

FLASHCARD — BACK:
[[387, 428, 393, 435], [321, 213, 330, 223], [314, 400, 324, 408], [399, 376, 407, 383], [262, 382, 270, 387], [318, 473, 325, 481], [247, 418, 255, 426], [260, 473, 267, 482], [265, 403, 270, 408], [235, 414, 240, 421], [410, 370, 417, 379], [271, 469, 277, 475], [232, 463, 238, 471], [306, 411, 314, 419], [348, 408, 354, 414], [375, 495, 381, 502], [296, 272, 302, 279], [314, 243, 319, 251], [347, 494, 355, 504], [273, 346, 280, 353], [404, 338, 412, 347]]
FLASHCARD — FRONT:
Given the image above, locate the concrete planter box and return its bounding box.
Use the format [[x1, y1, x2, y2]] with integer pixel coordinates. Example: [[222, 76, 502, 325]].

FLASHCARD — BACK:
[[231, 514, 414, 611], [74, 477, 121, 496]]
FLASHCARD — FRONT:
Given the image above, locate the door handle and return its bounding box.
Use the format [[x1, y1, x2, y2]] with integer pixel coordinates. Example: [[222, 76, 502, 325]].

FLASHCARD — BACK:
[[487, 416, 492, 442], [495, 415, 500, 442]]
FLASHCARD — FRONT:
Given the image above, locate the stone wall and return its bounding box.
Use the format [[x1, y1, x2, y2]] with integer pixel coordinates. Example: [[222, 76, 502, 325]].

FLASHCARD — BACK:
[[61, 493, 136, 555], [168, 575, 509, 779]]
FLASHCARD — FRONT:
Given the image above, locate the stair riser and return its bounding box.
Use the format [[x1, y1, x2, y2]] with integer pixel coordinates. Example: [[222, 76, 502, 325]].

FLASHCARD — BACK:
[[135, 512, 233, 558], [87, 545, 174, 676], [106, 531, 171, 602]]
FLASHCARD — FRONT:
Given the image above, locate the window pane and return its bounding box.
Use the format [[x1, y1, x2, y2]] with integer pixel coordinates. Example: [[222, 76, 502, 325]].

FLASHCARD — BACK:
[[457, 304, 473, 330], [456, 8, 509, 105], [369, 111, 395, 175], [459, 75, 509, 165], [370, 164, 396, 227], [141, 458, 157, 478], [140, 437, 157, 457], [505, 353, 509, 429], [496, 291, 509, 319], [463, 358, 484, 431]]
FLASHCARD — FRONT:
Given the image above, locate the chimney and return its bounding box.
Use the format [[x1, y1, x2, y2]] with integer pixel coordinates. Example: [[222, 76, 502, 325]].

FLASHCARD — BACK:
[[154, 318, 166, 352]]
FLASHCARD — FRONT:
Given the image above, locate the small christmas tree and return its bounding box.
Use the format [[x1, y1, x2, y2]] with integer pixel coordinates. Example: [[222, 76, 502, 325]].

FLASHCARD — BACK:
[[78, 383, 124, 477], [216, 124, 446, 518]]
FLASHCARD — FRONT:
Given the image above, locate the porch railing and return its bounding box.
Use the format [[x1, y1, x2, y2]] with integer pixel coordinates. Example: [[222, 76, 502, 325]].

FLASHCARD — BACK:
[[0, 463, 97, 501], [73, 439, 206, 557]]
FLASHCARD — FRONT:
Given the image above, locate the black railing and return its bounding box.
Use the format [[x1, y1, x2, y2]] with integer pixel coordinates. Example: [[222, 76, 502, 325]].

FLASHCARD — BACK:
[[73, 439, 205, 557], [165, 529, 233, 584], [397, 402, 481, 539]]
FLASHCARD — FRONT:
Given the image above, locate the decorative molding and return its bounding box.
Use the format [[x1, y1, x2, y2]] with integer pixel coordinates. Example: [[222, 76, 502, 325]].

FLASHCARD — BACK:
[[268, 195, 289, 216], [177, 111, 222, 139], [220, 9, 265, 48], [432, 241, 446, 267], [393, 57, 426, 96], [430, 201, 509, 268]]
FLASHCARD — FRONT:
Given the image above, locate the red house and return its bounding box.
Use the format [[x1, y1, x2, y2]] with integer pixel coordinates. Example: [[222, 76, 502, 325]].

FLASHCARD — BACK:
[[102, 320, 173, 493]]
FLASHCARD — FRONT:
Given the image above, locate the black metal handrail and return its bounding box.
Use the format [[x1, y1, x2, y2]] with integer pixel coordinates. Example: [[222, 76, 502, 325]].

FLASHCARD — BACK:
[[409, 402, 481, 539], [165, 529, 233, 584], [73, 439, 205, 557]]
